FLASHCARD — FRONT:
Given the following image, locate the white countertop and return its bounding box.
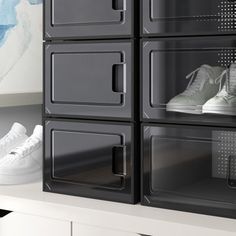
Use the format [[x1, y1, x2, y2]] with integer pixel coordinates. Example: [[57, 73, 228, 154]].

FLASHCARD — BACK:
[[0, 182, 235, 235]]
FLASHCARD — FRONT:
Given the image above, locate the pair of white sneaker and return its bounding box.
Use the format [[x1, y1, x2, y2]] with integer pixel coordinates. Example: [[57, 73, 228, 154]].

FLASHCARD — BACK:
[[0, 123, 42, 185], [167, 64, 236, 115]]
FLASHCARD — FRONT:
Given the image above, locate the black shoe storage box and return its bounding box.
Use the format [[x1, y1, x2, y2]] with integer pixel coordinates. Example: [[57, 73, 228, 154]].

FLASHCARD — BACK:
[[140, 0, 236, 219], [43, 0, 140, 204], [44, 0, 236, 218]]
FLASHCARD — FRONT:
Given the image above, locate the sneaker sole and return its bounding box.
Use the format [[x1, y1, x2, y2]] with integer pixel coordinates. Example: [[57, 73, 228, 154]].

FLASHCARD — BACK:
[[203, 106, 236, 116], [0, 170, 41, 185], [166, 104, 203, 114]]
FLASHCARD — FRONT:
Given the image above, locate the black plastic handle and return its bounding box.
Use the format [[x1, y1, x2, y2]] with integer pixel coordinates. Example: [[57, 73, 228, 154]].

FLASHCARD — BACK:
[[112, 63, 126, 94], [112, 145, 127, 177], [112, 0, 125, 11], [227, 155, 236, 189]]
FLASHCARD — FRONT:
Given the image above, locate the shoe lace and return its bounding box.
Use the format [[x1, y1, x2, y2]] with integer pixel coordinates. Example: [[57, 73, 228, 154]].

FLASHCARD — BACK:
[[9, 137, 41, 158], [215, 69, 228, 92], [183, 65, 217, 96], [0, 132, 18, 149], [216, 69, 235, 100]]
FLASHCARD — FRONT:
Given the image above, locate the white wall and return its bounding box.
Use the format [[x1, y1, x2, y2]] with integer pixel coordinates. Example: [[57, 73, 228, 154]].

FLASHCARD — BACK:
[[0, 105, 42, 136]]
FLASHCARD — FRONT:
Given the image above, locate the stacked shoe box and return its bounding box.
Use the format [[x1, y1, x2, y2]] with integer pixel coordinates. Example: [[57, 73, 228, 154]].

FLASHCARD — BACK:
[[43, 0, 140, 203], [141, 1, 236, 218]]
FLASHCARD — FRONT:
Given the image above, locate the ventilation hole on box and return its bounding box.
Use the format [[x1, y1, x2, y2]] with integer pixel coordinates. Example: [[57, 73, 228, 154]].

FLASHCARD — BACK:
[[217, 49, 236, 67], [217, 1, 236, 32], [212, 131, 236, 179]]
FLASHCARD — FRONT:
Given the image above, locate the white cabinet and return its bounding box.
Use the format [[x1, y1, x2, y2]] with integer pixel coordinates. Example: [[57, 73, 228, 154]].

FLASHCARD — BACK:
[[160, 224, 236, 236], [75, 224, 140, 236], [0, 212, 71, 236]]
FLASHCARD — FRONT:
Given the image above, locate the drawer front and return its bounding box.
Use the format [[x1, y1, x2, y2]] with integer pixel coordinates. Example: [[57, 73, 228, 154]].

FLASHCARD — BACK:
[[142, 0, 236, 36], [142, 37, 236, 126], [77, 224, 140, 236], [142, 124, 236, 219], [44, 41, 133, 120], [0, 212, 71, 236], [44, 120, 138, 204], [44, 0, 133, 39]]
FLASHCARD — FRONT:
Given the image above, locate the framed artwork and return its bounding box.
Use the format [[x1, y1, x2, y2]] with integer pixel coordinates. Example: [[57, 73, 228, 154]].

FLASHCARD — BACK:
[[0, 0, 42, 106]]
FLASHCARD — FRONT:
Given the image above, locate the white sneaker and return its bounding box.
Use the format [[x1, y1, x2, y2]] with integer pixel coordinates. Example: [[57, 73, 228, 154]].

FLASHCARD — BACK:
[[0, 125, 43, 185], [166, 65, 225, 114], [203, 64, 236, 115], [0, 123, 28, 159]]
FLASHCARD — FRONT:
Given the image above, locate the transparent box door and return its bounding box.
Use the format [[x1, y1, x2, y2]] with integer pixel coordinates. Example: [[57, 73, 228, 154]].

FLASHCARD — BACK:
[[142, 124, 236, 217]]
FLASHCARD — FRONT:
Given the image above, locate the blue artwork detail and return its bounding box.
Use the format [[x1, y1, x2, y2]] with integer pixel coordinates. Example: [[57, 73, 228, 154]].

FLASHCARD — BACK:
[[0, 0, 42, 46], [0, 25, 12, 46]]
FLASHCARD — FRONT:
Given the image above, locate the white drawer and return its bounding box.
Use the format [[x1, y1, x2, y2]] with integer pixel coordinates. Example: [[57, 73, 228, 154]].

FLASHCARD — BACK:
[[76, 224, 139, 236], [0, 212, 71, 236]]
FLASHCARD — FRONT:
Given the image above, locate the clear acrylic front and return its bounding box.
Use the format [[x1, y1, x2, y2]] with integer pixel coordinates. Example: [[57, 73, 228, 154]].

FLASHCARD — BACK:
[[142, 38, 236, 125], [142, 0, 236, 36], [143, 125, 236, 206]]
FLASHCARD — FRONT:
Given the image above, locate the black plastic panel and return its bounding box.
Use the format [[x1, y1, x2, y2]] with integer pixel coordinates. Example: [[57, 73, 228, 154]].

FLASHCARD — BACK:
[[142, 123, 236, 219], [141, 37, 236, 126], [0, 210, 11, 218], [44, 41, 134, 120], [44, 0, 133, 39], [142, 0, 236, 36], [44, 119, 139, 204]]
